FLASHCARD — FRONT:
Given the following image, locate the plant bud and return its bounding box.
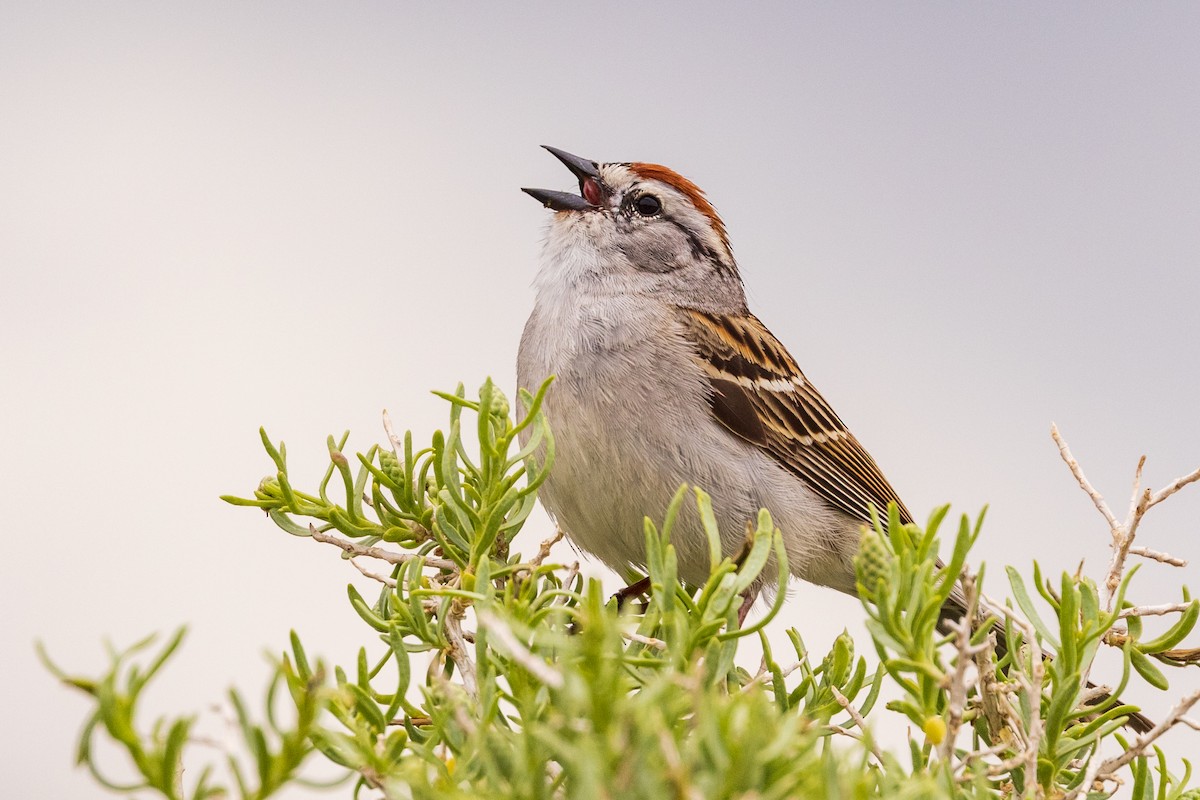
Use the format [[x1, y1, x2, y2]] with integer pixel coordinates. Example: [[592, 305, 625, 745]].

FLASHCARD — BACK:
[[378, 450, 403, 484], [488, 388, 510, 420], [923, 715, 947, 744], [255, 475, 282, 501], [854, 527, 893, 597]]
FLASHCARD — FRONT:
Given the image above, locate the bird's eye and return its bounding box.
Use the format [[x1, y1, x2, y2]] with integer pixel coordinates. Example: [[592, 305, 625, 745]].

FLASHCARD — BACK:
[[633, 194, 662, 216]]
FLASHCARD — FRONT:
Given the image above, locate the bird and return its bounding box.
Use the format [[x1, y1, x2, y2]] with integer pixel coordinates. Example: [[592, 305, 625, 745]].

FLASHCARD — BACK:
[[516, 145, 1151, 732], [518, 145, 908, 601]]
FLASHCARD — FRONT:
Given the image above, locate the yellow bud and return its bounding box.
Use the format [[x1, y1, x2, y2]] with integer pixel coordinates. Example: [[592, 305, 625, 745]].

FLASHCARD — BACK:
[[923, 715, 947, 745]]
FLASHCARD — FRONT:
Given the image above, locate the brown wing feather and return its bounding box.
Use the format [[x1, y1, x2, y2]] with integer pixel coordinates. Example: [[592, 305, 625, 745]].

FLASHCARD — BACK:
[[682, 310, 1158, 735], [680, 308, 913, 526]]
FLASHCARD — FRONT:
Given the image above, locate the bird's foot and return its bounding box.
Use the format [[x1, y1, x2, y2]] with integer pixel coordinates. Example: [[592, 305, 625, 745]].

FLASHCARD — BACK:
[[610, 575, 652, 610]]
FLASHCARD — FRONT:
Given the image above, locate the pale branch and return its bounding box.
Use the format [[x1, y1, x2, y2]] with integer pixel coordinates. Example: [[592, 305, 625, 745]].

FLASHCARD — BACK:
[[741, 661, 802, 692], [942, 569, 981, 762], [532, 528, 565, 567], [1118, 603, 1194, 619], [1050, 425, 1200, 612], [1078, 683, 1116, 705], [1051, 424, 1120, 531], [1127, 455, 1147, 535], [309, 525, 458, 572], [830, 685, 884, 766], [954, 741, 1013, 782], [1128, 546, 1188, 567], [350, 557, 398, 588], [622, 630, 667, 650], [477, 609, 564, 689], [971, 639, 1010, 762], [1148, 465, 1200, 510], [1064, 689, 1200, 800], [978, 590, 1043, 798], [442, 605, 479, 698], [381, 408, 404, 455], [552, 562, 581, 606], [513, 529, 568, 586]]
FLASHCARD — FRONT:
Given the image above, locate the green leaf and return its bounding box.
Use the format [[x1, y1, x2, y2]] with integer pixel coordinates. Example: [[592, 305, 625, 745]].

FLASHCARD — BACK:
[[1130, 647, 1170, 690], [1007, 566, 1061, 649], [1139, 599, 1199, 654]]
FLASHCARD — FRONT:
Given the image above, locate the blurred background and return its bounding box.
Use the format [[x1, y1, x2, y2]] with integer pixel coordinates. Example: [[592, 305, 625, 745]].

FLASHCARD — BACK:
[[2, 3, 1198, 796]]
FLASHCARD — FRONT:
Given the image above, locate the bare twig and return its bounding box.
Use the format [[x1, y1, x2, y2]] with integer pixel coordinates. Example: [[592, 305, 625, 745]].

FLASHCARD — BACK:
[[349, 557, 398, 587], [532, 528, 565, 567], [1078, 683, 1115, 705], [622, 631, 668, 650], [1051, 424, 1120, 531], [1048, 428, 1200, 797], [309, 525, 458, 572], [1118, 603, 1194, 619], [1051, 426, 1200, 611], [977, 591, 1043, 799], [953, 741, 1013, 781], [552, 562, 581, 606], [740, 661, 802, 692], [1129, 546, 1188, 567], [942, 569, 981, 762], [513, 529, 568, 587], [1064, 689, 1200, 800], [830, 685, 884, 766], [1148, 466, 1200, 510], [390, 716, 432, 727], [442, 607, 479, 698], [972, 638, 1010, 755], [381, 408, 405, 454]]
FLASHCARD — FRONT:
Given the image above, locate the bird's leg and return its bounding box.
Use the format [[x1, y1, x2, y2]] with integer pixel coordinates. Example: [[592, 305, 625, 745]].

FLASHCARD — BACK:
[[736, 587, 759, 627], [729, 520, 763, 626], [610, 575, 651, 610]]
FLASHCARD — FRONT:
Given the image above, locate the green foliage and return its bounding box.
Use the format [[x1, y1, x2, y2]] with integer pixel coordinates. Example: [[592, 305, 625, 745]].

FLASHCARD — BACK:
[[41, 379, 1199, 799], [36, 628, 323, 800]]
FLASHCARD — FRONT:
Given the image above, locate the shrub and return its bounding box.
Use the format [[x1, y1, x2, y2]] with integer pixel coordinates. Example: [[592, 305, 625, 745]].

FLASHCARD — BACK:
[[41, 380, 1200, 799]]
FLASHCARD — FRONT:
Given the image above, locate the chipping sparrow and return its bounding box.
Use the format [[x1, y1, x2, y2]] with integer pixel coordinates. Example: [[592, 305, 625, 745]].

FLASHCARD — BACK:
[[518, 146, 904, 600], [516, 146, 1149, 729]]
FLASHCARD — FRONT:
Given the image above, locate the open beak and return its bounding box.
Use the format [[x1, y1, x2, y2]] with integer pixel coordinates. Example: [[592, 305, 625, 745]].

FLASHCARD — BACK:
[[522, 146, 604, 211]]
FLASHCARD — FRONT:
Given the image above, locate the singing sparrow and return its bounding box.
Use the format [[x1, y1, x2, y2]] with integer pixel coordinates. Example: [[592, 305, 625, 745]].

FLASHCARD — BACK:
[[516, 146, 1149, 729], [518, 146, 903, 599]]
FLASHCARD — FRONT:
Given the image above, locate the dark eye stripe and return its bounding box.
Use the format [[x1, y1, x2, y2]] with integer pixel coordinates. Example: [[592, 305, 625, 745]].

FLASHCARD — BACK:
[[625, 179, 733, 274], [672, 220, 724, 267]]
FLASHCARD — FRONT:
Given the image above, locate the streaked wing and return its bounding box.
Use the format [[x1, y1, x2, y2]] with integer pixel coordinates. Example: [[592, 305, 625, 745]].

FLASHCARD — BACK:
[[678, 308, 913, 526]]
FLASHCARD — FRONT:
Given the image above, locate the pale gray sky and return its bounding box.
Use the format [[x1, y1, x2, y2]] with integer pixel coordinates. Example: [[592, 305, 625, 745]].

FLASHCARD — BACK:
[[3, 4, 1198, 796]]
